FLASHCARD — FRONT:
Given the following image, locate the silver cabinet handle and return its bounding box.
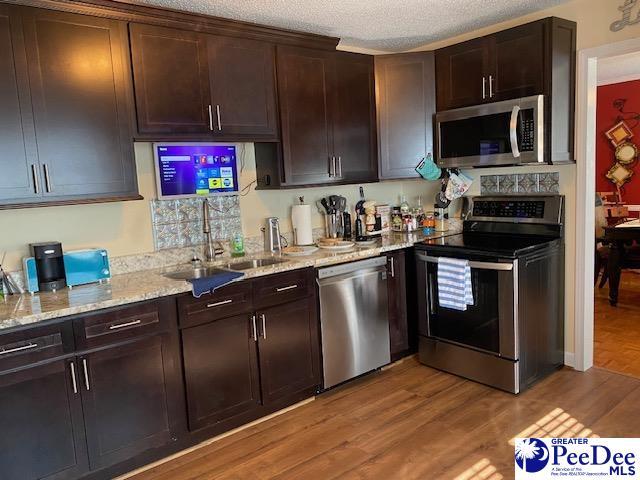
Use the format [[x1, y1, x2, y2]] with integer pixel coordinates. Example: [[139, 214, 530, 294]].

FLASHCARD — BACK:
[[0, 343, 38, 356], [82, 358, 90, 391], [31, 164, 40, 194], [489, 75, 494, 98], [70, 361, 78, 394], [328, 156, 335, 177], [389, 257, 395, 278], [207, 299, 232, 308], [482, 76, 486, 99], [510, 105, 521, 158], [260, 313, 266, 339], [208, 104, 214, 131], [43, 164, 51, 192], [337, 156, 342, 177], [251, 314, 257, 341], [276, 284, 298, 292], [215, 104, 222, 131], [109, 319, 141, 330]]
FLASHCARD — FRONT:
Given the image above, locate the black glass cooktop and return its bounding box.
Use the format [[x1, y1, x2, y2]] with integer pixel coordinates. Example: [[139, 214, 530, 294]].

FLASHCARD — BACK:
[[418, 233, 559, 258]]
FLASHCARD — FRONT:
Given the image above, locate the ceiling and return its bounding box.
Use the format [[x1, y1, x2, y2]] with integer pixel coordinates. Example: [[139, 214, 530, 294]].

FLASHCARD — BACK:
[[598, 52, 640, 86], [129, 0, 569, 52]]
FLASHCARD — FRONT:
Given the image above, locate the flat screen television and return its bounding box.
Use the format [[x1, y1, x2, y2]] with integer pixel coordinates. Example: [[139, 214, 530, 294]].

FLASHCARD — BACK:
[[153, 143, 239, 199]]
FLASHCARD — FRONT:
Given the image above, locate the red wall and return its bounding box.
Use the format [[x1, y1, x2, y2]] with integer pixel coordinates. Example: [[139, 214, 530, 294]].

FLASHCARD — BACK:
[[596, 79, 640, 204]]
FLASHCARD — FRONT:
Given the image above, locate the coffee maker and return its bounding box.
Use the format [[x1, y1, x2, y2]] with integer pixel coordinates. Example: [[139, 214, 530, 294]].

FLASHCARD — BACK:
[[30, 242, 66, 291]]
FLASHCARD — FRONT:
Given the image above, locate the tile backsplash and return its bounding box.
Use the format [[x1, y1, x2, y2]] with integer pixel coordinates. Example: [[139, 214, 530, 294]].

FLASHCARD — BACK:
[[150, 197, 242, 250], [480, 172, 559, 195]]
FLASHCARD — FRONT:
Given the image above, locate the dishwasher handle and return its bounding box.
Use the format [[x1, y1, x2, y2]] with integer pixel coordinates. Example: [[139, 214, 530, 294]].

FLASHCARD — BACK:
[[316, 265, 387, 288]]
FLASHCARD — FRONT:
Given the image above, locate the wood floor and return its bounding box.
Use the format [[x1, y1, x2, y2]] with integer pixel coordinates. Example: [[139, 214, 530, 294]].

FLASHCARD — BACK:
[[595, 270, 640, 377], [127, 358, 640, 480]]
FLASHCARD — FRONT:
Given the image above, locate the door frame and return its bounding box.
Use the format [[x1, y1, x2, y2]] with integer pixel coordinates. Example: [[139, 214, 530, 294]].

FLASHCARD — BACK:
[[574, 37, 640, 372]]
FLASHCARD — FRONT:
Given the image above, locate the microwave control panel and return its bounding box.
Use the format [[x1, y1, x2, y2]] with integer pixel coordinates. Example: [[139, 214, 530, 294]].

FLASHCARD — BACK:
[[518, 109, 535, 152]]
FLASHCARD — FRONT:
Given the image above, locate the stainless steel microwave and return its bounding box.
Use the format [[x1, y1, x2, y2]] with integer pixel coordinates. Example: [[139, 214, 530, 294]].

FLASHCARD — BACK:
[[435, 95, 544, 168]]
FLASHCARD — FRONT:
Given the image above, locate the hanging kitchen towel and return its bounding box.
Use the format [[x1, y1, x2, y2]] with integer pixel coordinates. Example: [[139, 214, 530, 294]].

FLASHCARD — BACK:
[[437, 257, 473, 311], [187, 271, 245, 298]]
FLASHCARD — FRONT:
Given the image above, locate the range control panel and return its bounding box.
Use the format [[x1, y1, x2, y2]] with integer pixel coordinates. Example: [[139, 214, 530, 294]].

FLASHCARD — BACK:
[[472, 200, 545, 219]]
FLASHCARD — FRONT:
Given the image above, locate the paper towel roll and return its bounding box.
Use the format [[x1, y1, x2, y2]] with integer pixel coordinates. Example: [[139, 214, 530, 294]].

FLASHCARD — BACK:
[[291, 204, 314, 245]]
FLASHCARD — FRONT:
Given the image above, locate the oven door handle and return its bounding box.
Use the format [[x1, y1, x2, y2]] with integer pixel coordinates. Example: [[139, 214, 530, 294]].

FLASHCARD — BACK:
[[417, 254, 513, 271], [510, 105, 521, 158]]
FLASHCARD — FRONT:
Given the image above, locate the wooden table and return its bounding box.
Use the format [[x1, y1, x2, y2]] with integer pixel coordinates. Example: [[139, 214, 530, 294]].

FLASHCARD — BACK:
[[604, 224, 640, 306]]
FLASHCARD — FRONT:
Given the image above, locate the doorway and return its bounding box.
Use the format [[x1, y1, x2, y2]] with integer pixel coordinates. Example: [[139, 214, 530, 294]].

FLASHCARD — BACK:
[[575, 38, 640, 373]]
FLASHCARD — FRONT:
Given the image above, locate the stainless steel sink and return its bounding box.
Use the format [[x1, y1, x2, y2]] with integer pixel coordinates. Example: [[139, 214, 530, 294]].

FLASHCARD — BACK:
[[223, 258, 286, 271], [164, 266, 231, 281]]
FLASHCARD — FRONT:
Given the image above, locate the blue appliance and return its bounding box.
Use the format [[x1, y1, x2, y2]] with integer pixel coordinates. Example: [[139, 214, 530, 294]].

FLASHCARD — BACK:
[[24, 249, 111, 293]]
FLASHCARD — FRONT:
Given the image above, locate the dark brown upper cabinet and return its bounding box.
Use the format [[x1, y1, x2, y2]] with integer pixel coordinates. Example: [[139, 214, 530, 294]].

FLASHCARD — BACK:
[[0, 5, 37, 203], [435, 38, 488, 111], [130, 23, 211, 135], [275, 46, 335, 186], [257, 46, 377, 188], [130, 24, 278, 140], [331, 52, 378, 183], [22, 8, 138, 200], [375, 51, 435, 179], [435, 17, 576, 164], [0, 6, 140, 209], [207, 36, 278, 138]]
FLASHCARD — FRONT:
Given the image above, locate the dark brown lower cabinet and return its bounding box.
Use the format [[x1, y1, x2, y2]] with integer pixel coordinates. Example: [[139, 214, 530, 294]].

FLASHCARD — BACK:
[[257, 297, 320, 405], [181, 314, 261, 431], [386, 250, 411, 361], [79, 334, 177, 470], [0, 359, 88, 480]]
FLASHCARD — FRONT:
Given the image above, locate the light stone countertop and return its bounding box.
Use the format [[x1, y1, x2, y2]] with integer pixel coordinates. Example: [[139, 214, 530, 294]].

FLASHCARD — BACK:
[[0, 227, 460, 331]]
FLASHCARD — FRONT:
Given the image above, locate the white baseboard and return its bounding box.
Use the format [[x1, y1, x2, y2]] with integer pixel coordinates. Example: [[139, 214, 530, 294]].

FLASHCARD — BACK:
[[564, 352, 575, 368]]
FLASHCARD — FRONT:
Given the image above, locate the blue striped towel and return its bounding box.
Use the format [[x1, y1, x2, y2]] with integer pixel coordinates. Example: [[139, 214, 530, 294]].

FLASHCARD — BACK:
[[437, 257, 474, 311]]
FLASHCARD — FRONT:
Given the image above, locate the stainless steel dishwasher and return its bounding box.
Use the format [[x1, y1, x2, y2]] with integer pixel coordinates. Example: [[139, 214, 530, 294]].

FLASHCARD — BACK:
[[317, 256, 390, 389]]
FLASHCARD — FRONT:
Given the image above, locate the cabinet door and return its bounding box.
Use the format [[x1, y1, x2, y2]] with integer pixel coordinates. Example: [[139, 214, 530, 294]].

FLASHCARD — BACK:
[[0, 359, 88, 480], [276, 46, 334, 186], [386, 250, 409, 360], [435, 37, 488, 110], [258, 297, 320, 405], [376, 52, 435, 179], [130, 23, 211, 135], [0, 5, 40, 203], [22, 7, 137, 199], [181, 314, 261, 430], [79, 335, 175, 470], [331, 52, 378, 182], [491, 22, 544, 101], [208, 36, 278, 138]]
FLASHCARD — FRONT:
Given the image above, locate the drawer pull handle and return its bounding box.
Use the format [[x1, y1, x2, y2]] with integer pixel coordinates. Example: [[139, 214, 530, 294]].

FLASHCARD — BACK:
[[207, 299, 232, 308], [0, 343, 38, 356], [276, 284, 298, 292], [109, 319, 142, 330]]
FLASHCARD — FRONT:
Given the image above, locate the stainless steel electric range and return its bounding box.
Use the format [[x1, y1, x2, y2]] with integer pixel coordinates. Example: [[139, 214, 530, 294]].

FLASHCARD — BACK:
[[415, 195, 565, 394]]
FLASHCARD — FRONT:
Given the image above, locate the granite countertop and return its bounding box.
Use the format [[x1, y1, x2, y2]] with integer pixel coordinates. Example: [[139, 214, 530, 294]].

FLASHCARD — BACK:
[[0, 227, 460, 331]]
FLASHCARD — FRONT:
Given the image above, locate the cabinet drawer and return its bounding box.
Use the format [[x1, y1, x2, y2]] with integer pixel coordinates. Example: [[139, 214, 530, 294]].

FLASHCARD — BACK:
[[74, 300, 168, 350], [178, 281, 252, 329], [0, 321, 74, 372], [252, 269, 312, 309]]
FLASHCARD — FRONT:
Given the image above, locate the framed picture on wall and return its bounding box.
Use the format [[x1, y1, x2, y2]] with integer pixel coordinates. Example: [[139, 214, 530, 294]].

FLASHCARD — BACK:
[[606, 162, 634, 186], [605, 121, 634, 147]]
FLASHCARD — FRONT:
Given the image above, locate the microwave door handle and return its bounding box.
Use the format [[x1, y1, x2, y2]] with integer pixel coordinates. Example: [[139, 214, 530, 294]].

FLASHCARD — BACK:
[[510, 105, 521, 158]]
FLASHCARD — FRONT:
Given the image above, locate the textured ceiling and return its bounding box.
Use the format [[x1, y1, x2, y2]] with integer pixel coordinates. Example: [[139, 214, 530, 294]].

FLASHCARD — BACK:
[[128, 0, 569, 52], [598, 52, 640, 86]]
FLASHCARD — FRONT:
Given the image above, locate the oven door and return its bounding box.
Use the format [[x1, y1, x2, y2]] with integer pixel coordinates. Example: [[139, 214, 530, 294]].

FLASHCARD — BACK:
[[416, 253, 518, 360], [435, 95, 543, 168]]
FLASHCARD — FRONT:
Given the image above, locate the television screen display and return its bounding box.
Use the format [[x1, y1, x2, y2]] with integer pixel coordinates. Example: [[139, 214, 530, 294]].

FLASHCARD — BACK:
[[153, 143, 239, 199]]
